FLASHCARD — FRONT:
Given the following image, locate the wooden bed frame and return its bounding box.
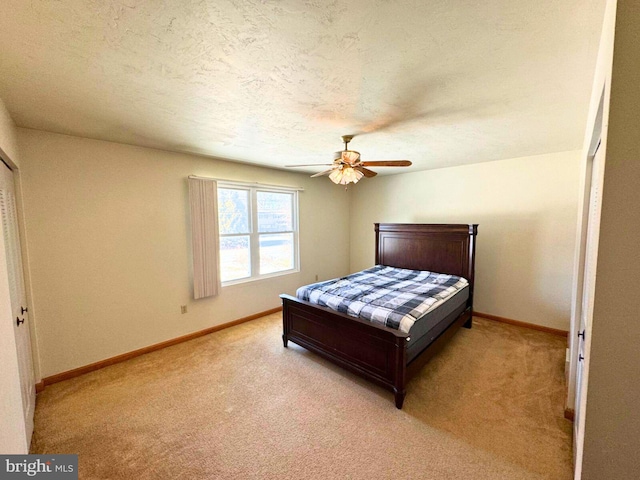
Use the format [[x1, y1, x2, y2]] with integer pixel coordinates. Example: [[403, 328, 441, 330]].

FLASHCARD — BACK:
[[280, 223, 478, 409]]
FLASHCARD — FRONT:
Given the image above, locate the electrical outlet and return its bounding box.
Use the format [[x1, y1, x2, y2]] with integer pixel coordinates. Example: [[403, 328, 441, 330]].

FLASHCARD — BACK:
[[315, 274, 319, 281], [180, 305, 188, 314]]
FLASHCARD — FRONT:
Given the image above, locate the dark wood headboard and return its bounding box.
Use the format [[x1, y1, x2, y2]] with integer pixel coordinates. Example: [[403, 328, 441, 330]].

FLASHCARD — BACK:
[[375, 223, 478, 301]]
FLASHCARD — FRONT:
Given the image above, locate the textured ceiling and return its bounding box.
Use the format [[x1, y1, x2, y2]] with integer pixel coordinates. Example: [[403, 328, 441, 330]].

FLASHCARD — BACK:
[[0, 0, 605, 174]]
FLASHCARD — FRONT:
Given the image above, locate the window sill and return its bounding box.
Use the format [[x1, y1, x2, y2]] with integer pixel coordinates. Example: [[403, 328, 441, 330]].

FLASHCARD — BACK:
[[221, 268, 300, 288]]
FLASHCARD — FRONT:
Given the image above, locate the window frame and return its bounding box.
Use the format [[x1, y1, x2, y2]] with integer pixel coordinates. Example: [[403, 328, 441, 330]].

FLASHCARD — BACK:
[[217, 182, 300, 286]]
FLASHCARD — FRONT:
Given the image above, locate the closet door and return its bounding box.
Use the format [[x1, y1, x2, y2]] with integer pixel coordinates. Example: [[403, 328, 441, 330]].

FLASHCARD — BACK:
[[0, 162, 35, 444], [573, 141, 604, 464]]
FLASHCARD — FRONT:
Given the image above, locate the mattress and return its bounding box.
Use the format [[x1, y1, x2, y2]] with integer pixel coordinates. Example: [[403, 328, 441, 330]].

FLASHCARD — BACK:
[[296, 265, 468, 333], [405, 285, 469, 362]]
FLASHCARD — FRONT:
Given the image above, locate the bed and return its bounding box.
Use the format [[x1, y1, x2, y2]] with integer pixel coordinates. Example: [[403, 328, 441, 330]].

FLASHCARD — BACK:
[[280, 223, 478, 409]]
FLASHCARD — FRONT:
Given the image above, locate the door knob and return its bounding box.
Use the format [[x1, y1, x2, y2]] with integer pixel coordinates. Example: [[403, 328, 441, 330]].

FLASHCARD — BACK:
[[16, 317, 24, 326], [21, 306, 28, 314]]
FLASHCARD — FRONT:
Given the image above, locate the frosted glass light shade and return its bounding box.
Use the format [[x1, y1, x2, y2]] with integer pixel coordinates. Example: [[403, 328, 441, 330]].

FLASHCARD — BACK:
[[329, 167, 364, 185], [329, 169, 343, 184], [341, 167, 363, 184]]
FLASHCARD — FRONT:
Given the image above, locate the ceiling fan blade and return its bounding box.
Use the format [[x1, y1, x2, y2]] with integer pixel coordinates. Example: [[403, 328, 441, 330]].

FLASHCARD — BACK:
[[355, 166, 377, 177], [310, 168, 336, 178], [284, 163, 334, 167], [360, 160, 412, 167]]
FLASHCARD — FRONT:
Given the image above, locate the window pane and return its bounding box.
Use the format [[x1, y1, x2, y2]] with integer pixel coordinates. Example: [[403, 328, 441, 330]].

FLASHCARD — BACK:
[[220, 236, 251, 281], [218, 188, 250, 234], [257, 191, 293, 233], [259, 233, 294, 274]]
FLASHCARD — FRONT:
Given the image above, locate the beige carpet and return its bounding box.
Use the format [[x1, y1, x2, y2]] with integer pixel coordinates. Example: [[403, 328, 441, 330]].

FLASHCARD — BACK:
[[31, 314, 572, 479]]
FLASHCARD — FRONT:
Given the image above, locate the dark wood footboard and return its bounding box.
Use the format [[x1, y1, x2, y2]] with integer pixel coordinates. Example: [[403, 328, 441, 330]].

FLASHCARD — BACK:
[[281, 294, 409, 408]]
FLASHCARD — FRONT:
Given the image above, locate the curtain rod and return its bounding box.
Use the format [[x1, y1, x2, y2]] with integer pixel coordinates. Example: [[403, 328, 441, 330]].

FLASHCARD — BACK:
[[188, 175, 304, 192]]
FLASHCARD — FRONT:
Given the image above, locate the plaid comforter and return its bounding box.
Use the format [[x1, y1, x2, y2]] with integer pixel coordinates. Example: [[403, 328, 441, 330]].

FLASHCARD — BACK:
[[296, 265, 468, 333]]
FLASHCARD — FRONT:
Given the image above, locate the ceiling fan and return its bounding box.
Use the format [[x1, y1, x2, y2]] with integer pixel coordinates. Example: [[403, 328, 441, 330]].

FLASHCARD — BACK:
[[285, 135, 412, 185]]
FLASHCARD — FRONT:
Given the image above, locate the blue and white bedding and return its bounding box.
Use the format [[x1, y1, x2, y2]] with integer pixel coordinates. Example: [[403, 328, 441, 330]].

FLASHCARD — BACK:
[[296, 265, 468, 333]]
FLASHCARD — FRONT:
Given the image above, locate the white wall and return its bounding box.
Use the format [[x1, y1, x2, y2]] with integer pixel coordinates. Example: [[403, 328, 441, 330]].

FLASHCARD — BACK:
[[17, 129, 351, 377], [349, 151, 581, 331], [15, 126, 585, 375]]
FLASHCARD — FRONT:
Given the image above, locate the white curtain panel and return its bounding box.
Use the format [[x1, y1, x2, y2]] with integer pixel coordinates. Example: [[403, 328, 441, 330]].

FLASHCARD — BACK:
[[188, 177, 221, 299]]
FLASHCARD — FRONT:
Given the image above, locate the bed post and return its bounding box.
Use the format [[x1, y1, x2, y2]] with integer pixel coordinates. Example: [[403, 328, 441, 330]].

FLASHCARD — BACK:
[[282, 300, 290, 347], [394, 336, 407, 409], [463, 224, 478, 329]]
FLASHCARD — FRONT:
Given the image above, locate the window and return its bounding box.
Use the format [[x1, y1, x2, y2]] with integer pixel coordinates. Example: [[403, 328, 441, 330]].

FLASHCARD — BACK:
[[217, 184, 298, 284]]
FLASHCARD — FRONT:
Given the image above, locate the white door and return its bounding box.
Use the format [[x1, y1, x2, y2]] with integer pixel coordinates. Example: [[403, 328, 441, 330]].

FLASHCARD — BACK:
[[0, 161, 35, 445], [573, 141, 604, 473]]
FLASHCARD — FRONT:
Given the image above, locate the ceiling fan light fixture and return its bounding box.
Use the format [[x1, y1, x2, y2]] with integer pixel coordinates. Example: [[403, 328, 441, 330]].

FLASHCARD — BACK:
[[285, 135, 410, 184]]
